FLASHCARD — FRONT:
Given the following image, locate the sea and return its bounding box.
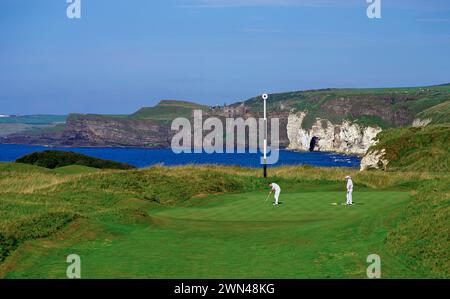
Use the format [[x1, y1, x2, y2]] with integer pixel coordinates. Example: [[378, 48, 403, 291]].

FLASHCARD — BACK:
[[0, 144, 361, 169]]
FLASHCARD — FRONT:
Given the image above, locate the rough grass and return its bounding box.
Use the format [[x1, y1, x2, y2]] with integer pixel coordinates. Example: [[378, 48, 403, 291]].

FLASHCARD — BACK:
[[386, 178, 450, 277], [52, 165, 100, 175]]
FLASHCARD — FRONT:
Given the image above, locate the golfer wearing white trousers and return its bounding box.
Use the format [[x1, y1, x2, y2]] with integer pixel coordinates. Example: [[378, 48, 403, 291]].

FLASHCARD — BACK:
[[269, 183, 281, 205], [345, 176, 353, 205]]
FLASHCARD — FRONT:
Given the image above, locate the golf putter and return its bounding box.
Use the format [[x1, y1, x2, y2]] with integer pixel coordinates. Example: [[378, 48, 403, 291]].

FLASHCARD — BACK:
[[265, 193, 271, 202]]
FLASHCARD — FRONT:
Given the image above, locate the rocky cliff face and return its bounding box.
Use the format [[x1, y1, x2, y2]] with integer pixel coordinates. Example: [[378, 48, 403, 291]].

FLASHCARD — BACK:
[[2, 111, 377, 153], [286, 111, 382, 155], [412, 118, 432, 127], [1, 112, 290, 148], [61, 115, 172, 147], [1, 115, 173, 147], [360, 148, 389, 171]]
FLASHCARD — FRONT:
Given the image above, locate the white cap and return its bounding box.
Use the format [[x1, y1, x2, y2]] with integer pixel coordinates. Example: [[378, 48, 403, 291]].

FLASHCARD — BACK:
[[345, 176, 351, 179]]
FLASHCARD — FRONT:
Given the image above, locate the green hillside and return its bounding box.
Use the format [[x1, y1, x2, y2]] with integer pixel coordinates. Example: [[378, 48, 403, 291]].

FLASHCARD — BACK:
[[131, 100, 208, 121], [369, 124, 450, 172], [65, 100, 207, 124], [416, 100, 450, 124]]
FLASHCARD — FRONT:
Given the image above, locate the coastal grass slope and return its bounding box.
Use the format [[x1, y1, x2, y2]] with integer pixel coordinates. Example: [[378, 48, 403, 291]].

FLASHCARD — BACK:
[[416, 100, 450, 124], [369, 124, 450, 172]]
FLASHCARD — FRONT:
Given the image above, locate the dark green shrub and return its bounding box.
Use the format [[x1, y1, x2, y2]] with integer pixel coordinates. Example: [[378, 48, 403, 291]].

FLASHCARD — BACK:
[[16, 150, 135, 170]]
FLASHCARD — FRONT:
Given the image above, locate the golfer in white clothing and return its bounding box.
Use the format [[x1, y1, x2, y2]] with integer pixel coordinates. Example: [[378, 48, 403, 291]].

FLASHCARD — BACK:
[[345, 176, 353, 205], [269, 183, 281, 206]]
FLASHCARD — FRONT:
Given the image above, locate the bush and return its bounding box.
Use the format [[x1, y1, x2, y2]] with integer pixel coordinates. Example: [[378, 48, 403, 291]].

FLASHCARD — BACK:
[[0, 234, 18, 262], [16, 150, 135, 170]]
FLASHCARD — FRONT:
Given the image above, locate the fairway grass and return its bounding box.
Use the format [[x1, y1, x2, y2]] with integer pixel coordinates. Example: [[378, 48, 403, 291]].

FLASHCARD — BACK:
[[2, 188, 415, 279]]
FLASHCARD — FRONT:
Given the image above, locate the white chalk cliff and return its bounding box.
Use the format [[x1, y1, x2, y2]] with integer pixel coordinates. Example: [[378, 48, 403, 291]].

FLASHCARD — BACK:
[[286, 111, 382, 155], [412, 118, 432, 127], [360, 148, 389, 171]]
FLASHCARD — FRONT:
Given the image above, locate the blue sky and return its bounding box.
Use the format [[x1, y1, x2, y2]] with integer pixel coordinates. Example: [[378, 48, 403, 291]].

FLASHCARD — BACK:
[[1, 0, 449, 115]]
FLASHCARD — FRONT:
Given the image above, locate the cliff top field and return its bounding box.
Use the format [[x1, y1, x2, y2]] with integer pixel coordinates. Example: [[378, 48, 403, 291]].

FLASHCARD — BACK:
[[0, 115, 67, 138], [0, 162, 448, 278], [239, 84, 450, 129], [66, 100, 208, 123], [131, 100, 209, 121]]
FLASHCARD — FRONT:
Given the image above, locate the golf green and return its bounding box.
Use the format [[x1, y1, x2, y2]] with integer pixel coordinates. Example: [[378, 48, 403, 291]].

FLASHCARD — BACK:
[[4, 189, 414, 278]]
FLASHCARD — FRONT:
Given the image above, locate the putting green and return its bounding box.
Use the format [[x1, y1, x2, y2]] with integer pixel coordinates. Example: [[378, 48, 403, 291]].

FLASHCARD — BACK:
[[3, 190, 415, 278]]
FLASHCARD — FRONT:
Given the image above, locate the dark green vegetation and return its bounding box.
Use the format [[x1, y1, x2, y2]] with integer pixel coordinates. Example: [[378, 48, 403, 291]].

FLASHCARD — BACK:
[[369, 124, 450, 172], [16, 150, 135, 170], [0, 163, 448, 278]]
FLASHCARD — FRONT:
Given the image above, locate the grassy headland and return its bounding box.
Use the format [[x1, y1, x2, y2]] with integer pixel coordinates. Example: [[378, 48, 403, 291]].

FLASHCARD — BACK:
[[369, 124, 450, 172]]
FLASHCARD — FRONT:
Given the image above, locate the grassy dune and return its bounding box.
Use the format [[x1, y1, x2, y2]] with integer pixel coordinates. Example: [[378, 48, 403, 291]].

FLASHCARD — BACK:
[[0, 163, 448, 278]]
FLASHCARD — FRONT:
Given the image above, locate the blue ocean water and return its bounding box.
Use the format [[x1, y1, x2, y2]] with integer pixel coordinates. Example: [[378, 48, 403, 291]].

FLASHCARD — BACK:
[[0, 144, 361, 168]]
